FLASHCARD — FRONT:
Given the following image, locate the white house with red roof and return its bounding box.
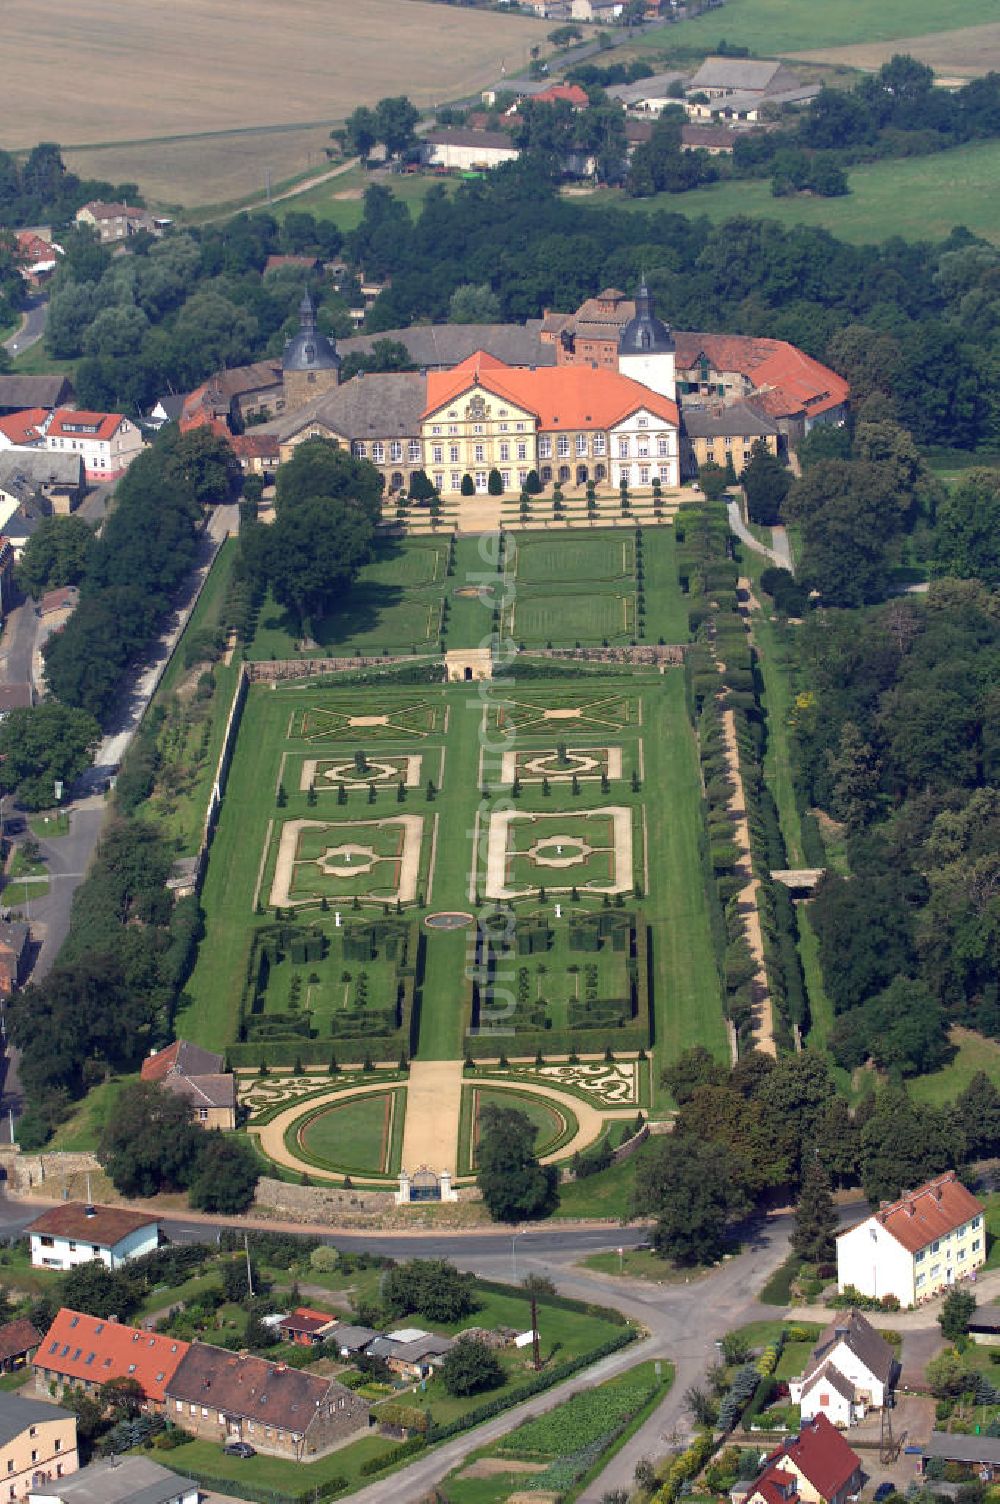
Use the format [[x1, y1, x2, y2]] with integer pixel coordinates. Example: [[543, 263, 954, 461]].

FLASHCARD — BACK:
[[746, 1415, 863, 1504], [0, 408, 142, 481], [836, 1172, 985, 1308]]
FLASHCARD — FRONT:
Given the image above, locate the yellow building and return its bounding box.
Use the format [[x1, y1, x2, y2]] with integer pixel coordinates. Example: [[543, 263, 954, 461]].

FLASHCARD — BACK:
[[0, 1395, 78, 1500], [682, 402, 780, 475]]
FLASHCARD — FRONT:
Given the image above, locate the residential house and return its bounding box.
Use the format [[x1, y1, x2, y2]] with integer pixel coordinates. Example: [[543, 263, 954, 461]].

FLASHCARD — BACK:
[[481, 80, 564, 109], [421, 129, 521, 172], [681, 124, 740, 153], [570, 0, 623, 19], [788, 1311, 897, 1428], [0, 412, 50, 451], [687, 58, 805, 100], [681, 402, 780, 474], [0, 1322, 41, 1375], [921, 1433, 1000, 1481], [0, 451, 86, 515], [609, 71, 687, 113], [529, 83, 589, 109], [29, 1455, 197, 1504], [264, 254, 323, 277], [746, 1415, 863, 1504], [141, 1040, 237, 1131], [33, 1311, 189, 1410], [277, 1309, 338, 1347], [164, 1344, 370, 1460], [366, 1329, 454, 1380], [0, 379, 74, 420], [32, 410, 142, 482], [0, 1394, 78, 1501], [145, 396, 186, 431], [836, 1171, 986, 1307], [14, 234, 62, 289], [26, 1205, 160, 1272], [0, 923, 30, 998], [324, 1325, 377, 1359], [74, 202, 158, 243]]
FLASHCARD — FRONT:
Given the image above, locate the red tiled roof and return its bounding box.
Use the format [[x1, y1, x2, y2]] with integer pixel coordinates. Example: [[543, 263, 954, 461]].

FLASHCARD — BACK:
[[230, 433, 279, 459], [748, 1470, 800, 1504], [36, 1310, 189, 1404], [867, 1172, 984, 1255], [533, 84, 589, 108], [27, 1203, 160, 1246], [765, 1414, 861, 1501], [674, 332, 849, 419], [424, 352, 678, 430], [141, 1041, 224, 1082], [0, 408, 47, 445], [47, 409, 127, 443], [15, 232, 58, 263]]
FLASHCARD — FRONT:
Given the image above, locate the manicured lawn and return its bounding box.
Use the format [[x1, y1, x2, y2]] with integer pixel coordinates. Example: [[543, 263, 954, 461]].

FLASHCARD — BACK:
[[271, 167, 456, 232], [28, 811, 70, 839], [296, 1090, 403, 1175], [579, 1248, 678, 1281], [581, 140, 1000, 247], [910, 1028, 1000, 1107], [1, 879, 48, 906], [635, 0, 997, 56]]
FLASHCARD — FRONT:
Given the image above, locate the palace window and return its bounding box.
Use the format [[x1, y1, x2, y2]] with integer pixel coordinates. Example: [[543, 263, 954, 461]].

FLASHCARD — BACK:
[[475, 471, 487, 492], [432, 425, 441, 435], [499, 442, 510, 462], [450, 472, 461, 491], [473, 423, 484, 435], [576, 434, 587, 456], [353, 441, 367, 458], [408, 441, 420, 463], [433, 473, 444, 491], [556, 435, 569, 458], [501, 470, 511, 489], [447, 424, 458, 435], [638, 416, 648, 427], [449, 444, 460, 463], [372, 442, 384, 463], [390, 441, 402, 462], [657, 437, 669, 457], [517, 442, 527, 461], [618, 438, 629, 459], [474, 443, 485, 463], [518, 469, 527, 486], [637, 440, 649, 458], [538, 437, 552, 459], [593, 433, 606, 456], [640, 466, 650, 485], [432, 445, 443, 464], [516, 422, 526, 432], [498, 422, 509, 432]]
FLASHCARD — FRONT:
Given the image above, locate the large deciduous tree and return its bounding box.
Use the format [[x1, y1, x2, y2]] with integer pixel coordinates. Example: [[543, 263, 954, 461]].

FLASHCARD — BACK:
[[98, 1081, 202, 1197], [741, 440, 790, 526], [0, 702, 100, 809], [16, 515, 96, 598], [476, 1104, 558, 1222], [632, 1136, 749, 1265]]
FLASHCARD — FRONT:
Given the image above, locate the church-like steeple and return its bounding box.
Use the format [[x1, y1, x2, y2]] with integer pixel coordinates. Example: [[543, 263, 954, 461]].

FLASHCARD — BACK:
[[617, 280, 676, 400]]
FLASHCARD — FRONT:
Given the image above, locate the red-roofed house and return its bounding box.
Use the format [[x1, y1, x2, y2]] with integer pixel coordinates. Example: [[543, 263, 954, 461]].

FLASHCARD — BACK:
[[0, 409, 48, 449], [278, 1308, 338, 1346], [836, 1171, 985, 1308], [749, 1416, 862, 1504], [36, 409, 143, 481], [15, 231, 62, 286], [530, 83, 589, 109], [33, 1310, 189, 1409]]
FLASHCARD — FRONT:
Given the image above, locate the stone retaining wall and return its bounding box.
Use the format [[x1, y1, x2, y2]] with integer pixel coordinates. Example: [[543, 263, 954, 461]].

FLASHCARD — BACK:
[[247, 656, 428, 682], [0, 1148, 102, 1196], [253, 1175, 481, 1226]]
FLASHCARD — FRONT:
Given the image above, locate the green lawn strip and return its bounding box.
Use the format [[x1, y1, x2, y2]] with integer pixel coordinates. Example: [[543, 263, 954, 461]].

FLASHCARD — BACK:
[[1, 879, 49, 905], [0, 1373, 31, 1394], [635, 0, 996, 58], [448, 534, 501, 651], [0, 1243, 65, 1298], [580, 139, 1000, 247], [798, 907, 856, 1099], [290, 1089, 401, 1176], [46, 1075, 139, 1152], [10, 343, 77, 378], [8, 851, 46, 880], [579, 1248, 678, 1281], [758, 1254, 805, 1307], [644, 672, 729, 1093], [27, 811, 70, 839], [642, 526, 689, 644]]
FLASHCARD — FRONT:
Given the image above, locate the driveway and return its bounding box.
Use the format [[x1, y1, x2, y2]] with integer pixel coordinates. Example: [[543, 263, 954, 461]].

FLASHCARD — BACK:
[[3, 295, 47, 357]]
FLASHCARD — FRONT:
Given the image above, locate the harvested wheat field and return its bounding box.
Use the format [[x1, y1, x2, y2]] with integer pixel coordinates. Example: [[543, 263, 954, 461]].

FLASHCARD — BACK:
[[4, 0, 547, 204], [786, 21, 1000, 78]]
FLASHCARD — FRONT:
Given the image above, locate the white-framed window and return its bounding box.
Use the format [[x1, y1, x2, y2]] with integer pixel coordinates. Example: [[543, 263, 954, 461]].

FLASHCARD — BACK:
[[499, 442, 510, 462], [516, 421, 525, 432], [474, 443, 485, 463], [538, 436, 552, 458], [973, 1238, 982, 1251], [447, 424, 458, 435], [353, 441, 367, 458], [498, 422, 509, 432], [498, 409, 508, 417], [973, 1217, 982, 1229], [557, 435, 569, 458], [517, 442, 527, 461], [473, 423, 484, 435], [638, 441, 649, 458], [958, 1246, 966, 1259], [390, 440, 402, 462], [576, 434, 587, 456], [475, 471, 487, 492], [407, 440, 420, 462], [501, 470, 511, 489], [657, 437, 670, 456], [449, 444, 460, 464], [431, 425, 441, 435], [618, 438, 629, 458], [432, 445, 443, 464], [638, 415, 648, 427], [915, 1249, 926, 1263], [433, 472, 444, 491], [593, 433, 606, 456], [450, 472, 461, 491], [372, 441, 384, 463], [916, 1273, 925, 1287], [518, 469, 527, 486], [640, 466, 650, 485]]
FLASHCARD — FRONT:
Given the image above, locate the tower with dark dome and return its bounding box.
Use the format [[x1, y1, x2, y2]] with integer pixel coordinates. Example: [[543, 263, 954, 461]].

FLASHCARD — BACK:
[[617, 281, 676, 401], [282, 290, 342, 412]]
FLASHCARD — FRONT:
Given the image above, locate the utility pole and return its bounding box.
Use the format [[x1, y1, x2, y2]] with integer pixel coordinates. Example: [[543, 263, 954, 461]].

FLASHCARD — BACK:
[[531, 1294, 540, 1372]]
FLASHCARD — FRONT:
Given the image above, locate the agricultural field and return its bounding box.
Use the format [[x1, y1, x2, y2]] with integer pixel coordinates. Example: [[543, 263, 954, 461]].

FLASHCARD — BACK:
[[3, 0, 547, 208], [582, 139, 1000, 247], [636, 0, 999, 58], [786, 21, 1000, 79]]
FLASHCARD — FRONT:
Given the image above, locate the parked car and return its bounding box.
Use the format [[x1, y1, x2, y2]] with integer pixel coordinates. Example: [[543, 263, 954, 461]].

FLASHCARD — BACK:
[[873, 1484, 896, 1502], [223, 1442, 256, 1459]]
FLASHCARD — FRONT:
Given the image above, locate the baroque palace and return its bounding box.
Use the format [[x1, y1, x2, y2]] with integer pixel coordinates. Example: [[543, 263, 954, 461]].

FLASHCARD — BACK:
[[180, 285, 849, 496]]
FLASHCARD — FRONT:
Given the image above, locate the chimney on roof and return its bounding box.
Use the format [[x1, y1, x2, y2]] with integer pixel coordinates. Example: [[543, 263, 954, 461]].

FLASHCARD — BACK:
[[935, 1185, 943, 1201], [908, 1203, 916, 1216]]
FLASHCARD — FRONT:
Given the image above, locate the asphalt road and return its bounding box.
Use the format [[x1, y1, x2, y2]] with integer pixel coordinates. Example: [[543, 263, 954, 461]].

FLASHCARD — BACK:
[[3, 295, 48, 357]]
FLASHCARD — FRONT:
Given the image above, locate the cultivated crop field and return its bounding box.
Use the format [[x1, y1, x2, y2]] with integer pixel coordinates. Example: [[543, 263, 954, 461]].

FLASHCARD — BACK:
[[636, 0, 998, 57], [4, 0, 548, 206], [786, 21, 1000, 78]]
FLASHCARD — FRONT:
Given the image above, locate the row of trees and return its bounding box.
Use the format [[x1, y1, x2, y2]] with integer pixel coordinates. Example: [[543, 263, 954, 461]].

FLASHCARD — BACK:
[[0, 142, 140, 229]]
